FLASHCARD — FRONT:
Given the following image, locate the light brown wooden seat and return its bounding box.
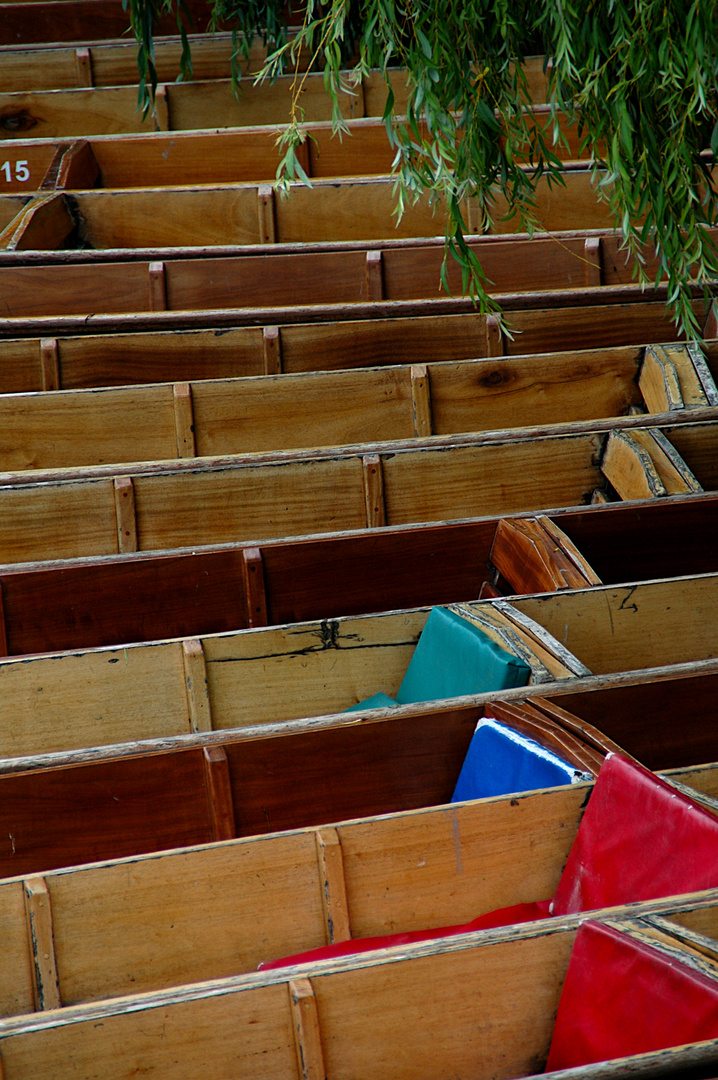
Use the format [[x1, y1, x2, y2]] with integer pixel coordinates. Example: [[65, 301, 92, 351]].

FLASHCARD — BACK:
[[0, 571, 716, 758], [0, 294, 712, 393]]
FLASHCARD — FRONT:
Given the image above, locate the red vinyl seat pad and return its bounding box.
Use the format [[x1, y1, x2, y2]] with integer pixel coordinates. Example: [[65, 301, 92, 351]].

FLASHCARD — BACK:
[[546, 920, 718, 1071]]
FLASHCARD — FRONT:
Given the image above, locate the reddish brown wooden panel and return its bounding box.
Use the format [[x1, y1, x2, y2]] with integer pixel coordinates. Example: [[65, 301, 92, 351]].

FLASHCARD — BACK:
[[262, 520, 497, 624], [558, 673, 718, 773], [0, 549, 247, 654], [226, 708, 479, 837], [0, 749, 212, 877]]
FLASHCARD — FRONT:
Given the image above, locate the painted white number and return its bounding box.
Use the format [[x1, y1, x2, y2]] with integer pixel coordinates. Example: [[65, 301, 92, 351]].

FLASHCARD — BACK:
[[0, 161, 30, 182]]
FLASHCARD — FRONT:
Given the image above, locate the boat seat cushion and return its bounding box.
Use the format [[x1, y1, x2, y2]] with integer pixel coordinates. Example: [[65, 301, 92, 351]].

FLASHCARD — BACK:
[[551, 752, 718, 916], [395, 606, 531, 704], [346, 606, 531, 713], [545, 919, 718, 1071], [451, 717, 587, 802]]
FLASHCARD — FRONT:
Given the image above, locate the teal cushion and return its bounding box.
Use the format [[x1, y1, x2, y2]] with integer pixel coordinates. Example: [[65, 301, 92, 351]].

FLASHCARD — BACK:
[[344, 692, 398, 713], [395, 606, 531, 705]]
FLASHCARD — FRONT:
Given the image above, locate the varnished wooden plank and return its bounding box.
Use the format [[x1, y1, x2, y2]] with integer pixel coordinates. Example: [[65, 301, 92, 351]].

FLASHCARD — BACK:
[[172, 381, 196, 458], [485, 314, 504, 357], [262, 326, 282, 375], [410, 364, 433, 438], [257, 185, 276, 245], [583, 235, 602, 286], [631, 428, 703, 495], [113, 476, 137, 553], [0, 194, 74, 251], [242, 547, 268, 629], [182, 638, 212, 734], [39, 338, 60, 391], [148, 260, 167, 312], [366, 249, 383, 301], [55, 140, 99, 190], [362, 453, 386, 528], [640, 346, 685, 413], [601, 429, 667, 499], [315, 827, 351, 944], [290, 979, 327, 1080], [202, 746, 236, 842], [23, 878, 60, 1011], [0, 582, 7, 658], [74, 47, 93, 88]]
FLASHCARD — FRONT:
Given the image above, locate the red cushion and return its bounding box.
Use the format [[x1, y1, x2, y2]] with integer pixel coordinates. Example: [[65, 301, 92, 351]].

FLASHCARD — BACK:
[[258, 901, 549, 971], [546, 920, 718, 1071], [552, 754, 718, 916]]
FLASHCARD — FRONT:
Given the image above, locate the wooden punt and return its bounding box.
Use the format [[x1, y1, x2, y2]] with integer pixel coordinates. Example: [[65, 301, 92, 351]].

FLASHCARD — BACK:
[[0, 889, 718, 1078], [0, 233, 689, 324], [0, 292, 713, 392], [0, 654, 716, 865], [1, 340, 714, 474], [0, 169, 664, 249], [0, 232, 648, 317], [0, 491, 715, 656], [0, 109, 589, 194], [0, 570, 716, 759], [0, 412, 711, 564], [0, 752, 712, 1019]]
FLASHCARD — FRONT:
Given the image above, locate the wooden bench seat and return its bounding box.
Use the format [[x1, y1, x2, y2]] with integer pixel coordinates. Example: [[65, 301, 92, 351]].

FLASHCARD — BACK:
[[0, 169, 673, 249], [0, 571, 715, 758], [2, 343, 714, 474], [0, 109, 588, 191], [0, 492, 715, 656], [0, 750, 712, 1019], [0, 293, 711, 392], [0, 413, 711, 563], [0, 230, 646, 317], [0, 881, 718, 1076]]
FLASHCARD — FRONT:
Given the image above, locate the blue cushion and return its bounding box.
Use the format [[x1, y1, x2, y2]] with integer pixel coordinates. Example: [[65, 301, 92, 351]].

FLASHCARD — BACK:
[[451, 717, 587, 802], [396, 606, 531, 705]]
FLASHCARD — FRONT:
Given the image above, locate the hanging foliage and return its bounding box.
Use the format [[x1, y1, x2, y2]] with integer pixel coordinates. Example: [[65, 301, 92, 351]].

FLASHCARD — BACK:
[[123, 0, 718, 339]]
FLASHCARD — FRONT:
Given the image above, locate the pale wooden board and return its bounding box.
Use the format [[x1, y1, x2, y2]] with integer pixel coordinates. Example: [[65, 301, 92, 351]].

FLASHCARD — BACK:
[[0, 643, 190, 757], [513, 574, 718, 675], [51, 833, 324, 1004], [274, 180, 449, 244], [0, 883, 34, 1017], [75, 188, 262, 248], [167, 75, 362, 131], [133, 457, 367, 550], [203, 609, 426, 726], [338, 784, 585, 937], [313, 930, 572, 1080], [487, 171, 614, 233], [0, 479, 118, 562], [0, 385, 176, 470], [428, 350, 642, 434], [0, 984, 299, 1080], [382, 434, 604, 524], [0, 87, 161, 140], [191, 368, 414, 456], [0, 338, 46, 393]]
